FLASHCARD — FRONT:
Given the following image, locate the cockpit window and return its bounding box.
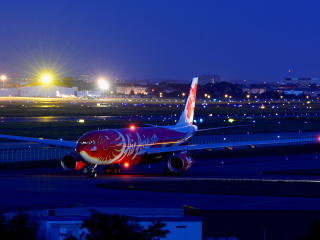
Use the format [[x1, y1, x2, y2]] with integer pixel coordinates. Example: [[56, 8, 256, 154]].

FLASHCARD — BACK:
[[80, 140, 96, 145]]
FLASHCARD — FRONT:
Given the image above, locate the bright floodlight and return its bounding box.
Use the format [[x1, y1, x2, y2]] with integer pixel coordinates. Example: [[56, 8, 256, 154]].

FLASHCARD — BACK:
[[41, 74, 52, 84], [98, 79, 109, 90], [0, 75, 7, 81]]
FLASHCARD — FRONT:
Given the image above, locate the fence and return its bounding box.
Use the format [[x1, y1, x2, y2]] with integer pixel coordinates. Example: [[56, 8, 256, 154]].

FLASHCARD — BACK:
[[0, 133, 318, 163], [191, 133, 319, 147], [0, 147, 71, 163]]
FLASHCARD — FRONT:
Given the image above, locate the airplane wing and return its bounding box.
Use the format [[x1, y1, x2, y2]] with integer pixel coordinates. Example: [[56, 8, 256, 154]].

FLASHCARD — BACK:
[[196, 125, 248, 132], [137, 137, 319, 156], [0, 134, 76, 148]]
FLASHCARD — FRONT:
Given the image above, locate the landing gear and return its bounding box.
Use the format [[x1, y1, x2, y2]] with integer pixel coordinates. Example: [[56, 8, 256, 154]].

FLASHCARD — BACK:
[[88, 171, 97, 178], [87, 164, 97, 178], [104, 166, 121, 175]]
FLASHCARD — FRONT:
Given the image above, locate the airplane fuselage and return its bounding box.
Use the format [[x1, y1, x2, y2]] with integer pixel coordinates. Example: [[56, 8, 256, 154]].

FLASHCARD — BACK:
[[76, 125, 196, 166]]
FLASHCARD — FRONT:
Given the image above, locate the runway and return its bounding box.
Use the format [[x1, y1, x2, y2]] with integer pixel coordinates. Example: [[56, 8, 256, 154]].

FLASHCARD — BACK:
[[1, 144, 320, 213]]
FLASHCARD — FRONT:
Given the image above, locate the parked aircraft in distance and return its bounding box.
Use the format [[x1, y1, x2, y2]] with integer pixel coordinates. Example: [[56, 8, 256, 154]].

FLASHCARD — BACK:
[[56, 91, 77, 99], [0, 77, 317, 178]]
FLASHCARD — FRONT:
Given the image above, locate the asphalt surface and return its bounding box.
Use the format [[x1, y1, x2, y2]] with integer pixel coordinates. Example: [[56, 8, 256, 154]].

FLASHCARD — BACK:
[[1, 144, 320, 213]]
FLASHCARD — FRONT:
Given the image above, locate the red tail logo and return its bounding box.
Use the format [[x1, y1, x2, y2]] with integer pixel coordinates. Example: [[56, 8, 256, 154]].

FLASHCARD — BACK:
[[186, 83, 197, 124]]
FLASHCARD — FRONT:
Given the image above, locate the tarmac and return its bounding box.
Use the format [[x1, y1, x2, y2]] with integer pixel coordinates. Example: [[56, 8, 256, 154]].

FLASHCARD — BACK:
[[1, 142, 320, 214]]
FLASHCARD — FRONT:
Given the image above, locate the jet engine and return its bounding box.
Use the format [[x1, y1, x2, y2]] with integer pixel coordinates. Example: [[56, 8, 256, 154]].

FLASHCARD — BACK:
[[61, 152, 86, 171], [167, 154, 194, 172]]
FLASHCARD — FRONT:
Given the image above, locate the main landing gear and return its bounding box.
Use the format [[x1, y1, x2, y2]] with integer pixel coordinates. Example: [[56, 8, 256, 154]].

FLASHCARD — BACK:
[[104, 166, 121, 175]]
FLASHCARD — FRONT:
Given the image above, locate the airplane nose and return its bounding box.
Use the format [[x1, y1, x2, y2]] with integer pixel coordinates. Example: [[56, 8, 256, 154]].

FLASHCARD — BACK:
[[75, 142, 82, 153]]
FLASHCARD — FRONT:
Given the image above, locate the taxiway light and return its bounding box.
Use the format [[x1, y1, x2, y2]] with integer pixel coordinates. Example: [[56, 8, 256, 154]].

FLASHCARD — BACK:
[[228, 119, 234, 123], [78, 119, 85, 123], [130, 125, 135, 130]]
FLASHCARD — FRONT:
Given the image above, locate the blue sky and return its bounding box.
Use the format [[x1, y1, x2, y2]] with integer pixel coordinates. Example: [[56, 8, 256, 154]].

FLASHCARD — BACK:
[[0, 1, 319, 83]]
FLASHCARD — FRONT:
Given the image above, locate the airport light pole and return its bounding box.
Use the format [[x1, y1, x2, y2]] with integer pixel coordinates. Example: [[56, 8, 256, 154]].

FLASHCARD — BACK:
[[1, 75, 7, 88], [98, 78, 109, 98], [41, 74, 52, 98]]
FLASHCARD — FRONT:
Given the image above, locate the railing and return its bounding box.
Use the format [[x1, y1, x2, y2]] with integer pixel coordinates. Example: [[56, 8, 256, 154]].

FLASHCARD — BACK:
[[0, 134, 318, 163], [190, 134, 319, 146]]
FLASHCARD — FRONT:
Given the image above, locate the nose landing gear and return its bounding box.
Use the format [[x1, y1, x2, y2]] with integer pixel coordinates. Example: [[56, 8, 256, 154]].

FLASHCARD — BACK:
[[87, 164, 98, 178], [89, 171, 97, 178]]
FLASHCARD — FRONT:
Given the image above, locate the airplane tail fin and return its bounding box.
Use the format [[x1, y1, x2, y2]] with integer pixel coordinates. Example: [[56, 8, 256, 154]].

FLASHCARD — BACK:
[[176, 77, 198, 126]]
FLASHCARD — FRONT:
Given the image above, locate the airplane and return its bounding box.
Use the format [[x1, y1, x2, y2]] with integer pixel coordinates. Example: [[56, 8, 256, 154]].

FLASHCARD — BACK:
[[56, 91, 77, 99], [0, 77, 317, 178]]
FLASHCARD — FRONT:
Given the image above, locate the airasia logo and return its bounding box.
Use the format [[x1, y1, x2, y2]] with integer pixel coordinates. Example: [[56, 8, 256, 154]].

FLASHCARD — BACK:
[[186, 83, 197, 123]]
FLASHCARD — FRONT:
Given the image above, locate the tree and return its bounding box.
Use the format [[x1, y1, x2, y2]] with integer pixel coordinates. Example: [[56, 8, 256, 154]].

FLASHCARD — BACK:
[[80, 210, 169, 240], [61, 232, 79, 240], [0, 212, 38, 240], [304, 219, 320, 240], [143, 220, 170, 240]]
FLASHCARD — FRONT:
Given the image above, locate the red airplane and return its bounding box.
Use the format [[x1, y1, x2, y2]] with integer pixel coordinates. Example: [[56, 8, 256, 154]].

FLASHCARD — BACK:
[[0, 77, 316, 177], [62, 77, 199, 177]]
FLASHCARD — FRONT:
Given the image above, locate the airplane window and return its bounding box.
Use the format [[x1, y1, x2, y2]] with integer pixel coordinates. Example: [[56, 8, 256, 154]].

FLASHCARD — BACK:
[[80, 142, 88, 145]]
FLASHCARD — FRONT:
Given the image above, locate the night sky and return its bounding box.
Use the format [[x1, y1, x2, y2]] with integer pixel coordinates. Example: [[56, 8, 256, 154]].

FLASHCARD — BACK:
[[0, 1, 320, 83]]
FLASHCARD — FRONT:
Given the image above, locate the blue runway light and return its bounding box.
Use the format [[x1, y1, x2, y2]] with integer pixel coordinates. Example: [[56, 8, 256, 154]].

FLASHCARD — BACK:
[[199, 118, 203, 123], [193, 119, 197, 123]]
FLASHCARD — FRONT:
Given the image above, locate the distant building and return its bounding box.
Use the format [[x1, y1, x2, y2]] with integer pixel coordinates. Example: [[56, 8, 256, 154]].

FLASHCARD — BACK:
[[20, 86, 75, 97], [163, 87, 176, 93], [242, 86, 266, 95], [33, 209, 202, 240], [0, 88, 19, 97], [198, 75, 220, 85], [280, 87, 320, 97], [129, 216, 202, 240], [80, 73, 95, 84], [283, 78, 320, 86], [7, 76, 34, 85], [115, 85, 147, 95]]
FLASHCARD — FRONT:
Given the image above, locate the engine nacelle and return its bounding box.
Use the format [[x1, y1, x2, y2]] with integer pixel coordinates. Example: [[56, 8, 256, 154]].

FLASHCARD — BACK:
[[61, 152, 86, 171], [167, 154, 194, 172]]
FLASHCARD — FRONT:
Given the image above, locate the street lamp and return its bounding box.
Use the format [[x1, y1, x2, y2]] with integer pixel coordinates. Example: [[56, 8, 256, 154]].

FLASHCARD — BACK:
[[41, 74, 52, 97], [1, 75, 7, 88], [98, 78, 109, 98]]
